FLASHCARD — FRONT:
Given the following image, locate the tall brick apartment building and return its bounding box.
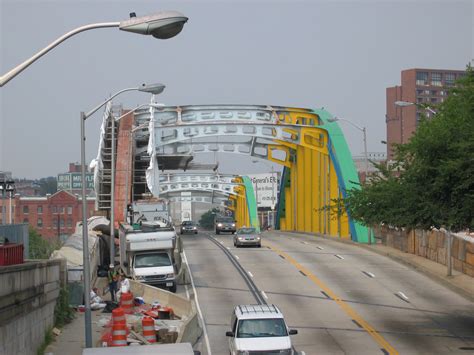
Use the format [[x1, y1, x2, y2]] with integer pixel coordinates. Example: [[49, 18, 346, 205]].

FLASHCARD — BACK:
[[14, 190, 95, 240], [386, 68, 465, 159]]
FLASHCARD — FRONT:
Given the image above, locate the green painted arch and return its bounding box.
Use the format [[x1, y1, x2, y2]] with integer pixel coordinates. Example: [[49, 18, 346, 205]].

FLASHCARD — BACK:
[[312, 108, 369, 243], [241, 176, 260, 232]]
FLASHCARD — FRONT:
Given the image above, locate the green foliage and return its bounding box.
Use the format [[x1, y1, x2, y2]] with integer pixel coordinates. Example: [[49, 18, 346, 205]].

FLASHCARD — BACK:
[[199, 207, 221, 229], [346, 65, 474, 232], [29, 227, 61, 259], [36, 328, 53, 355], [38, 176, 57, 196], [54, 286, 75, 328]]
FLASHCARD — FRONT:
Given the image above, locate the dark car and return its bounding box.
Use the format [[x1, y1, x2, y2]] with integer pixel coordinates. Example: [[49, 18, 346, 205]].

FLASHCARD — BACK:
[[180, 221, 198, 234], [215, 216, 236, 235]]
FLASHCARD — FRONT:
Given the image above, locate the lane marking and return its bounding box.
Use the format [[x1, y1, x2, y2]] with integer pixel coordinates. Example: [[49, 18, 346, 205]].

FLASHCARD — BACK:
[[247, 271, 254, 278], [316, 246, 324, 250], [226, 247, 230, 250], [234, 254, 240, 260], [299, 270, 307, 277], [362, 271, 376, 278], [352, 319, 363, 328], [261, 290, 268, 299], [395, 292, 410, 303], [182, 251, 212, 355], [219, 240, 224, 244], [184, 284, 190, 300], [321, 291, 330, 299], [334, 254, 345, 260], [264, 242, 398, 355], [279, 254, 286, 259]]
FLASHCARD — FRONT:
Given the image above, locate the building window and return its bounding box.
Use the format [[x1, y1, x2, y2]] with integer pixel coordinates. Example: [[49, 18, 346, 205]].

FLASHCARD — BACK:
[[53, 218, 58, 228], [416, 71, 428, 85], [431, 72, 442, 86], [416, 89, 423, 95], [445, 73, 456, 86], [67, 218, 72, 228], [430, 90, 437, 95], [52, 206, 57, 213], [37, 206, 43, 214], [23, 206, 29, 214], [60, 206, 65, 214], [424, 90, 430, 95], [60, 219, 65, 228], [37, 218, 43, 228], [23, 218, 29, 223], [417, 97, 423, 103], [67, 206, 73, 215], [431, 97, 438, 103]]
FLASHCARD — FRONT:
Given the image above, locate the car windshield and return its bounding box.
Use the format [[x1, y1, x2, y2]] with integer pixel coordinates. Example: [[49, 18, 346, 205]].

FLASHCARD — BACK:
[[237, 228, 257, 234], [237, 318, 288, 338], [217, 217, 234, 223], [134, 253, 171, 268], [182, 221, 194, 226]]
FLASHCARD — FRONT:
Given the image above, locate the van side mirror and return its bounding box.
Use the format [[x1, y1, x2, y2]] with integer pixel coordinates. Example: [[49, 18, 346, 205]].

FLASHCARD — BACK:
[[225, 331, 234, 337], [289, 329, 298, 335]]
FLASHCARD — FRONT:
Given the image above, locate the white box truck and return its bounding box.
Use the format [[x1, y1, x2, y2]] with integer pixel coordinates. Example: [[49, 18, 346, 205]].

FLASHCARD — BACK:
[[119, 219, 178, 293]]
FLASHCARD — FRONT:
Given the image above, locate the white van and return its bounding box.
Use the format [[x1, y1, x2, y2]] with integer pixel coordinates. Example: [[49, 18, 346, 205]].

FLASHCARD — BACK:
[[226, 304, 298, 355]]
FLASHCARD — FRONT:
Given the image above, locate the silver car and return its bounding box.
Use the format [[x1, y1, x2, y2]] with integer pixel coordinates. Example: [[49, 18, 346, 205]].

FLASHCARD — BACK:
[[233, 227, 261, 248]]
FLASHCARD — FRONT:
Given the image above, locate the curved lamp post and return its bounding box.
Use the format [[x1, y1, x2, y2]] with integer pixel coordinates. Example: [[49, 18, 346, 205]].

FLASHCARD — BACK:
[[0, 11, 188, 87], [80, 83, 164, 347], [394, 100, 437, 115]]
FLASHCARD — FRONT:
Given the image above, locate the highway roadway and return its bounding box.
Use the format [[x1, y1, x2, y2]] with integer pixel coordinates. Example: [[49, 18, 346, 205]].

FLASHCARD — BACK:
[[180, 230, 474, 355]]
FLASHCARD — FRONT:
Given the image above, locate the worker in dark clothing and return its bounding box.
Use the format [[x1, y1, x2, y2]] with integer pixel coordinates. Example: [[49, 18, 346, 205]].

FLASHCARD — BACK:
[[107, 264, 118, 302]]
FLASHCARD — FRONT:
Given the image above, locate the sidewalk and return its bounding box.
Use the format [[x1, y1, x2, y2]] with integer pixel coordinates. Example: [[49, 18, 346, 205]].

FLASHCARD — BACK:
[[271, 231, 474, 302]]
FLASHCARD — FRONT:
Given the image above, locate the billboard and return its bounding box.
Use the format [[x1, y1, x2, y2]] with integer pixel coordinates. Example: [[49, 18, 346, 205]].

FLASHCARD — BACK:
[[247, 173, 280, 209], [57, 173, 94, 190]]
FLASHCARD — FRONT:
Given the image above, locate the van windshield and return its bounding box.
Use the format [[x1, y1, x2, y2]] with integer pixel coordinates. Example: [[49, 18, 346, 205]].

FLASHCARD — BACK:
[[134, 253, 171, 268], [217, 217, 234, 223], [237, 318, 288, 338]]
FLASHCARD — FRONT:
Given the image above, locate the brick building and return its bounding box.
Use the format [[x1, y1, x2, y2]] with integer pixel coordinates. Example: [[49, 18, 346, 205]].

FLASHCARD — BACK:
[[14, 190, 95, 240], [386, 68, 465, 159]]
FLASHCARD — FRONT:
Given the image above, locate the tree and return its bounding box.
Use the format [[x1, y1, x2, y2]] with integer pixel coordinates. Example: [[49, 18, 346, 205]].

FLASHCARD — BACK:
[[38, 176, 57, 195], [29, 227, 60, 259], [199, 207, 221, 229], [346, 65, 474, 232]]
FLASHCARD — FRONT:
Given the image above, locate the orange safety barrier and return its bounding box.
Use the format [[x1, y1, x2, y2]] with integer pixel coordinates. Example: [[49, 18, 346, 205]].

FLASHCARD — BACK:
[[120, 292, 134, 314], [111, 323, 128, 347], [142, 316, 156, 343], [112, 307, 126, 325], [0, 243, 24, 266]]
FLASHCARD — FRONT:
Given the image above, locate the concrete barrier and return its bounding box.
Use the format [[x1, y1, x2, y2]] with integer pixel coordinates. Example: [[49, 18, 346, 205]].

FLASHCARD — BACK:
[[0, 258, 67, 355]]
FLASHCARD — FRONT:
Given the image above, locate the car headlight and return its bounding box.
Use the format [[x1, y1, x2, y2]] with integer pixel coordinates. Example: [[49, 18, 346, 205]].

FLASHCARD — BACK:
[[165, 273, 175, 279], [193, 226, 197, 229], [238, 237, 244, 240], [232, 223, 236, 227], [256, 236, 261, 240], [217, 223, 223, 227]]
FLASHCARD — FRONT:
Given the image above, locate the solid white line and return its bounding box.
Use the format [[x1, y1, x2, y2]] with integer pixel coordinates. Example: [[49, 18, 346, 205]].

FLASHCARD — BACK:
[[182, 251, 212, 355], [247, 271, 253, 278], [261, 290, 268, 299], [234, 255, 240, 260]]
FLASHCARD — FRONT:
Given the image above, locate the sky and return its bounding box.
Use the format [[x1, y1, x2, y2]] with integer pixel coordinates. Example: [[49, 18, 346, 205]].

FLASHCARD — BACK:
[[0, 0, 473, 179]]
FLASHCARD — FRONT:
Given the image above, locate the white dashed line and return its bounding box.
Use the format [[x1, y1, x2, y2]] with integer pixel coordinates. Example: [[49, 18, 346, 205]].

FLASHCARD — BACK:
[[261, 291, 268, 299], [247, 271, 253, 278], [234, 255, 240, 260], [334, 254, 344, 259], [316, 246, 323, 250], [395, 291, 410, 303], [219, 240, 224, 244], [362, 271, 375, 278], [226, 247, 230, 250]]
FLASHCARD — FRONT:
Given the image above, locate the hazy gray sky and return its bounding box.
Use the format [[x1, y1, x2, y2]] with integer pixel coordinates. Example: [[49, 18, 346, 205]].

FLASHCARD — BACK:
[[1, 0, 472, 179]]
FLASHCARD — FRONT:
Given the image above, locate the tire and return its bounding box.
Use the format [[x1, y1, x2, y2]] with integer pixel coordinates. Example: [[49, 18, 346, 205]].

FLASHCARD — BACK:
[[169, 283, 177, 293], [194, 231, 198, 234]]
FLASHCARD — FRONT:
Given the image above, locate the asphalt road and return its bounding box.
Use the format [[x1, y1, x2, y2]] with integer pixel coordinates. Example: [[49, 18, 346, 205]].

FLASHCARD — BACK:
[[181, 231, 474, 355]]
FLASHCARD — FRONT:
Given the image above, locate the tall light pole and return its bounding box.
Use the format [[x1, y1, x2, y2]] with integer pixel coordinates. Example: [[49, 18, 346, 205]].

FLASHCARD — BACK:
[[328, 117, 368, 181], [80, 84, 164, 346], [0, 11, 188, 87]]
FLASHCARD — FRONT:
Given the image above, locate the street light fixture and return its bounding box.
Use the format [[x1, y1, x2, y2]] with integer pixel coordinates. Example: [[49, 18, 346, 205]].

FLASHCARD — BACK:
[[0, 12, 188, 87], [80, 83, 164, 347], [394, 100, 437, 115], [328, 117, 368, 181]]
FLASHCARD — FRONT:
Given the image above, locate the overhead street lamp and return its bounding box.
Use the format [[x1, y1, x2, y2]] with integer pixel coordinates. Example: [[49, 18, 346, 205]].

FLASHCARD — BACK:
[[80, 83, 164, 347], [0, 11, 188, 87], [328, 117, 368, 181], [394, 100, 437, 115]]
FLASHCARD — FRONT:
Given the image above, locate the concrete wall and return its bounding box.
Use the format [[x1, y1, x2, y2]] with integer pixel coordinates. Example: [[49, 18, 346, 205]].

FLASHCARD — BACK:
[[375, 226, 474, 277], [0, 259, 67, 355]]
